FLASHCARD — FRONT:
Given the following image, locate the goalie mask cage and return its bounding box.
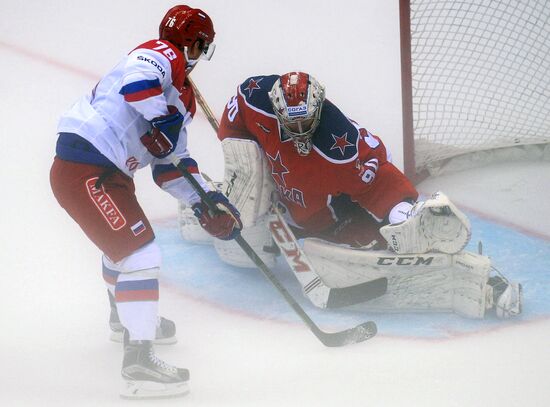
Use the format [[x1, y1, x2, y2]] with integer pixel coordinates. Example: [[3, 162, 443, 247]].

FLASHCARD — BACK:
[[400, 0, 550, 182]]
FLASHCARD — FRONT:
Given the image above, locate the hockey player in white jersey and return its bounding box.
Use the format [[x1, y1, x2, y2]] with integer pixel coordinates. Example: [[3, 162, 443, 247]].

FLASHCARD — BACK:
[[50, 5, 242, 399]]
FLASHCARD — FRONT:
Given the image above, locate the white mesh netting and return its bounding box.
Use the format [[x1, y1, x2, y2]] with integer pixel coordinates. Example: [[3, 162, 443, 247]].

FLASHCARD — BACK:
[[409, 0, 550, 174]]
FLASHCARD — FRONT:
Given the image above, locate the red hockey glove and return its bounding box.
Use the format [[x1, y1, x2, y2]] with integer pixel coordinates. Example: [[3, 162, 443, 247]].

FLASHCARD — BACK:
[[140, 106, 184, 158], [192, 191, 243, 240]]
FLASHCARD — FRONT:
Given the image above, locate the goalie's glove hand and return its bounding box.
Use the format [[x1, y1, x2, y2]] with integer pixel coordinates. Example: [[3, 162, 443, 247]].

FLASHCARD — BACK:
[[192, 191, 243, 240], [140, 106, 184, 158]]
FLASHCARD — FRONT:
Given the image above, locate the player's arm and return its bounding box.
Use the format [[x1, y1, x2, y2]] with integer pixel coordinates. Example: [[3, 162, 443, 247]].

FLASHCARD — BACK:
[[119, 43, 178, 120], [120, 42, 188, 159], [348, 128, 471, 254], [346, 128, 418, 223]]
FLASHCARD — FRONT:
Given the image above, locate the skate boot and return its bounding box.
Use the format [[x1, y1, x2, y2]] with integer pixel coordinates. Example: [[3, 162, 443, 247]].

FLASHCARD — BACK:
[[120, 332, 189, 399], [488, 276, 522, 318], [108, 290, 177, 344]]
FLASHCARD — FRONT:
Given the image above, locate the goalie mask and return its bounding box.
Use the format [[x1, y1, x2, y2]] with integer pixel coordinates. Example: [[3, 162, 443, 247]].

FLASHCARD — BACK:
[[269, 72, 326, 156]]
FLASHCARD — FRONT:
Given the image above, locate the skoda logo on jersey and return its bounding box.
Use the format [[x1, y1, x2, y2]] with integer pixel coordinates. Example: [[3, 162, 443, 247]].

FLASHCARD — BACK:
[[137, 56, 166, 78], [287, 104, 308, 117]]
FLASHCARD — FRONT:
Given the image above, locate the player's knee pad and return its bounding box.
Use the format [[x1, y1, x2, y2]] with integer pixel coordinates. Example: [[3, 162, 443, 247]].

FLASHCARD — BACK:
[[103, 241, 162, 274]]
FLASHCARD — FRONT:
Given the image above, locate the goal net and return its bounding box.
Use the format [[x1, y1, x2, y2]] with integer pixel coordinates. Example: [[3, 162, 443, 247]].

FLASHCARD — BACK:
[[400, 0, 550, 179]]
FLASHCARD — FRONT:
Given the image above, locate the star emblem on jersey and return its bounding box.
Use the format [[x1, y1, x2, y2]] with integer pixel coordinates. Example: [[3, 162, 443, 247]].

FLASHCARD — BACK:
[[330, 132, 354, 155], [267, 151, 290, 186], [244, 77, 263, 97]]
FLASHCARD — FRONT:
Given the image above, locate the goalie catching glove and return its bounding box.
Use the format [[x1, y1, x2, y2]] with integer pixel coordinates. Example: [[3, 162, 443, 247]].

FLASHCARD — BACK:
[[192, 191, 243, 240], [380, 191, 471, 254]]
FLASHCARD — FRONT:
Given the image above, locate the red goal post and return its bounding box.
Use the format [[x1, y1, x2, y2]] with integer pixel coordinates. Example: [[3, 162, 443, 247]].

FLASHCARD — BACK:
[[399, 0, 550, 183]]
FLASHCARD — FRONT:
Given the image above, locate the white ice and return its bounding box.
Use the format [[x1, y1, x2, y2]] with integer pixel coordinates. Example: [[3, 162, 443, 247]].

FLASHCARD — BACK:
[[1, 1, 549, 406]]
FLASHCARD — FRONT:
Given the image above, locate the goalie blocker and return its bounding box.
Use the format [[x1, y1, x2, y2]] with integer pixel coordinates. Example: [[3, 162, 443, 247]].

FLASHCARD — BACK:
[[178, 138, 522, 318]]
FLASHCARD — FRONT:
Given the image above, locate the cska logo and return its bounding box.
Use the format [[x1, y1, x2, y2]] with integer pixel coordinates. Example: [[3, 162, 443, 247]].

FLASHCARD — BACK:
[[85, 177, 127, 231]]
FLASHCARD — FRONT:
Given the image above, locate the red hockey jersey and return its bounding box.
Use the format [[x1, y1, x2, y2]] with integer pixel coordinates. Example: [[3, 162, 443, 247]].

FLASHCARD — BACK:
[[218, 74, 418, 233]]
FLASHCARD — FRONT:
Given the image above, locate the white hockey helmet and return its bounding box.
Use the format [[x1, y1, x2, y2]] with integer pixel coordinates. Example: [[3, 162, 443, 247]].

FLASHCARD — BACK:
[[268, 72, 326, 156]]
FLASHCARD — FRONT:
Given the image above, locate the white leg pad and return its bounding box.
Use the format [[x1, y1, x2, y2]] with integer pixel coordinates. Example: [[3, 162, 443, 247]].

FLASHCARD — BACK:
[[302, 238, 491, 318], [178, 200, 215, 244], [219, 138, 275, 227], [214, 214, 276, 268], [178, 139, 276, 261]]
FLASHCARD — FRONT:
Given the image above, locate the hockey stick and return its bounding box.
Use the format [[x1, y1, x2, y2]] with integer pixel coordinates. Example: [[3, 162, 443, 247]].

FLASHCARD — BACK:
[[168, 153, 377, 346], [188, 77, 220, 132], [269, 207, 388, 308]]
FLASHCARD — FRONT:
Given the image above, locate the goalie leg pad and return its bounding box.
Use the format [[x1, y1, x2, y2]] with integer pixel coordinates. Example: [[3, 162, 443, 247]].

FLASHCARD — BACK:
[[214, 214, 277, 268], [179, 200, 215, 244], [302, 238, 492, 318], [380, 191, 471, 254], [219, 138, 275, 227]]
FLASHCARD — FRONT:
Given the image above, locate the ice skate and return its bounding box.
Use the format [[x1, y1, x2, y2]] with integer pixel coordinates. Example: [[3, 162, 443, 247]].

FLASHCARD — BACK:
[[488, 276, 522, 318], [108, 290, 177, 344], [120, 333, 189, 399]]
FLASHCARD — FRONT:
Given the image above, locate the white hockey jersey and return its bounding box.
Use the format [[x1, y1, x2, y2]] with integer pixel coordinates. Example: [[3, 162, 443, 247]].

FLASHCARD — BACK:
[[57, 39, 209, 204]]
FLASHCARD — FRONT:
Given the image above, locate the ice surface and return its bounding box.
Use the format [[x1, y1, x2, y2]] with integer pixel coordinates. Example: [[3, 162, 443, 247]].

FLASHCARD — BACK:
[[1, 1, 549, 406]]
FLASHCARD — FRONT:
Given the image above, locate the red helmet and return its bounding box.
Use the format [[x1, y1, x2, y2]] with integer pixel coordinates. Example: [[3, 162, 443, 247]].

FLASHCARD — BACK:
[[159, 5, 215, 51]]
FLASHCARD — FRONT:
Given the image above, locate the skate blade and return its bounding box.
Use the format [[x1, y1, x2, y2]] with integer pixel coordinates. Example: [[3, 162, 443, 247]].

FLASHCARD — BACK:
[[109, 331, 178, 345], [120, 379, 189, 399]]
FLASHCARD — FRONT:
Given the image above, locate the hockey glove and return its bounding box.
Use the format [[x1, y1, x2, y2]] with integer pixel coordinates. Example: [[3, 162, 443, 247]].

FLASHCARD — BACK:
[[192, 191, 243, 240], [141, 106, 184, 158]]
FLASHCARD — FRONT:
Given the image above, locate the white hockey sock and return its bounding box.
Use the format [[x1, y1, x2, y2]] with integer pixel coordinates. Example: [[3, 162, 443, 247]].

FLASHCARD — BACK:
[[115, 268, 160, 341]]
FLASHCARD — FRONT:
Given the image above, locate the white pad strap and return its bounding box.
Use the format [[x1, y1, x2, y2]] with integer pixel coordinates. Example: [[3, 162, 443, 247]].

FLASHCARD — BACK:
[[380, 191, 471, 254]]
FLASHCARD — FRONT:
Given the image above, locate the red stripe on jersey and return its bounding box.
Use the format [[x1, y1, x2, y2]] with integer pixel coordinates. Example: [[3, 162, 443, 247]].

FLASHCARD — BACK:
[[153, 166, 198, 186], [116, 289, 159, 302], [154, 169, 183, 186], [123, 87, 163, 103]]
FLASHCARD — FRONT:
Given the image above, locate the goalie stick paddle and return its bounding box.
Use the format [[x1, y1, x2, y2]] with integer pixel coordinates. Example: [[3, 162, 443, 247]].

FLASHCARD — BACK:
[[168, 153, 377, 346], [269, 208, 388, 308]]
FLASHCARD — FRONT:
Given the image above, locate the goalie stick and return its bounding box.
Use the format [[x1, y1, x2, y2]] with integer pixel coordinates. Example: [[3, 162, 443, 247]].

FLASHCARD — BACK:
[[168, 152, 377, 346], [189, 77, 220, 132], [269, 207, 388, 308]]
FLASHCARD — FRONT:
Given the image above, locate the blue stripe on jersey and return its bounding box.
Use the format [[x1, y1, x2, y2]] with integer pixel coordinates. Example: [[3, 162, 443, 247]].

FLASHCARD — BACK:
[[116, 279, 159, 292], [102, 263, 120, 285], [56, 133, 117, 167], [152, 158, 198, 179], [119, 78, 162, 95]]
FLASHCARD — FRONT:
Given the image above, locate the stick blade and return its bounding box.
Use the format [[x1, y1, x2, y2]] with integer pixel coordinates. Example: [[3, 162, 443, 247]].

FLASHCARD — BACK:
[[317, 321, 377, 347], [326, 277, 388, 308]]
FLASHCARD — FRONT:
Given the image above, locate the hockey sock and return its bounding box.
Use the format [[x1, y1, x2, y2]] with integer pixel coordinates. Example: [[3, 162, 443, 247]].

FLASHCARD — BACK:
[[115, 268, 160, 341], [102, 259, 120, 296]]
